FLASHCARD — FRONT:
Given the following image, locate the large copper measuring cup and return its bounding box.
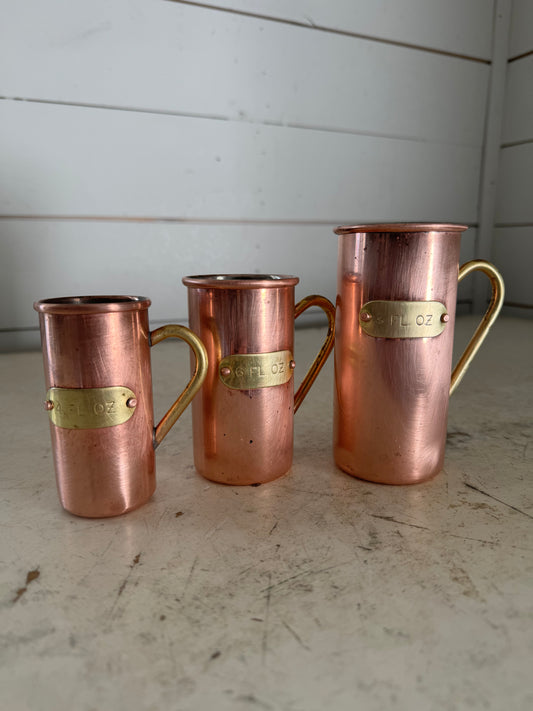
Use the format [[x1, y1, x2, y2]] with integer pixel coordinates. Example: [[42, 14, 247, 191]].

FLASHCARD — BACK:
[[183, 275, 335, 485], [34, 296, 208, 517], [333, 224, 505, 485]]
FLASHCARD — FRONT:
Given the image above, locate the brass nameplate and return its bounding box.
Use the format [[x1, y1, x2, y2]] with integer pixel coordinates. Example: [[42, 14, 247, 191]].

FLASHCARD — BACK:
[[219, 350, 294, 390], [46, 386, 137, 429], [360, 301, 448, 339]]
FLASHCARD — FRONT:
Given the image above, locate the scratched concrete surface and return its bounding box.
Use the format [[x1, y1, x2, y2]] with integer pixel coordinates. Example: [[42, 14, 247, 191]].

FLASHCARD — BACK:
[[0, 317, 532, 711]]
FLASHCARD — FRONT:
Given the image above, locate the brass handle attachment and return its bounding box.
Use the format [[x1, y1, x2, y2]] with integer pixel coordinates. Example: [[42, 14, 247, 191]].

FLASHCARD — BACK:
[[293, 294, 335, 413], [450, 260, 505, 395], [150, 324, 208, 447]]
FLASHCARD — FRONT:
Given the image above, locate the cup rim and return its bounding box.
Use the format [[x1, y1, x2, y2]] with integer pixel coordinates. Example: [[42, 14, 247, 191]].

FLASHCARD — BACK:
[[334, 222, 468, 235], [33, 295, 151, 314], [182, 274, 299, 289]]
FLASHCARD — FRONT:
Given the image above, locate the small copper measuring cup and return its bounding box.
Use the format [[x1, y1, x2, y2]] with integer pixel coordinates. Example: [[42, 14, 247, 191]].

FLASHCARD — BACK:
[[182, 275, 335, 485], [34, 296, 208, 517]]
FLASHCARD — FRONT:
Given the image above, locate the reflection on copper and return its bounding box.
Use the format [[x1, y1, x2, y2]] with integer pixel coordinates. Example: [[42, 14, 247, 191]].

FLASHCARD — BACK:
[[333, 224, 504, 485], [183, 275, 335, 485]]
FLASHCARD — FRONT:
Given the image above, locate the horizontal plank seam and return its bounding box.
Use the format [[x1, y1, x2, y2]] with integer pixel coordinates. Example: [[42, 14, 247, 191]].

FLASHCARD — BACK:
[[0, 327, 41, 334], [508, 49, 533, 62], [164, 0, 491, 64], [0, 97, 483, 148], [501, 138, 533, 149], [0, 215, 480, 228], [495, 223, 533, 228], [455, 300, 532, 309], [503, 302, 533, 309]]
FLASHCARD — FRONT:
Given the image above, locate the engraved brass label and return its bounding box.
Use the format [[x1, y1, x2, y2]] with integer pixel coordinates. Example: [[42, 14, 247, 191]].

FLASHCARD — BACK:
[[46, 386, 137, 429], [360, 301, 448, 339], [219, 350, 294, 390]]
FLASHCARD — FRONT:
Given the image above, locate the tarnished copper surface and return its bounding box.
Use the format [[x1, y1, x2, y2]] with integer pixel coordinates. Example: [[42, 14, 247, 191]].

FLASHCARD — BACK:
[[34, 296, 207, 517], [333, 224, 504, 485], [183, 275, 335, 485]]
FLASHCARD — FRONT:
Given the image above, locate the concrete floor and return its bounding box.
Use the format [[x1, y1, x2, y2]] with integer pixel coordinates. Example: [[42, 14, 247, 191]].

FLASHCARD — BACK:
[[0, 316, 532, 710]]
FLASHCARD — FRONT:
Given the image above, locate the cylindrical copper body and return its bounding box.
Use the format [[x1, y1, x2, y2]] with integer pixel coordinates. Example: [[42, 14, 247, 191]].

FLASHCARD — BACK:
[[34, 296, 209, 517], [183, 275, 335, 485], [35, 297, 157, 516], [334, 224, 466, 485], [183, 276, 299, 485]]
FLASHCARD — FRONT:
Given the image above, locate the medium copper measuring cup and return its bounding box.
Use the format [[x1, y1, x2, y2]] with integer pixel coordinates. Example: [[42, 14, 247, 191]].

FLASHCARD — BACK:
[[34, 296, 208, 517], [333, 223, 505, 485], [182, 275, 335, 485]]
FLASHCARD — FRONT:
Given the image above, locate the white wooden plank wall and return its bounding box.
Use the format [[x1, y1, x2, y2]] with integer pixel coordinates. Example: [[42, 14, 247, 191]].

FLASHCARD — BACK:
[[493, 0, 533, 314], [186, 0, 494, 58], [0, 0, 495, 350]]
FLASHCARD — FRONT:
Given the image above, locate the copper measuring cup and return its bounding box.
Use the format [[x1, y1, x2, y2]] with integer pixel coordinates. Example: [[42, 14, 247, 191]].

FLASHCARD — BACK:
[[34, 296, 208, 517], [333, 224, 505, 485], [182, 275, 335, 485]]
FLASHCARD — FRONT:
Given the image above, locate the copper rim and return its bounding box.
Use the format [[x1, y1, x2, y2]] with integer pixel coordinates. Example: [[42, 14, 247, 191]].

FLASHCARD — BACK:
[[182, 274, 299, 289], [33, 295, 151, 314], [334, 223, 468, 235]]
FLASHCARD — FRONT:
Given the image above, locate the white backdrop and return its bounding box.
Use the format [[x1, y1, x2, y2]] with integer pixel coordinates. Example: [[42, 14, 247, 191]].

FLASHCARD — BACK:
[[0, 0, 529, 350]]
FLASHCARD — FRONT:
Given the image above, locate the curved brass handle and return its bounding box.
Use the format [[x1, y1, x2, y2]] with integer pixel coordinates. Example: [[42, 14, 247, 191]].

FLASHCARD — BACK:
[[150, 324, 208, 447], [450, 260, 505, 395], [293, 295, 335, 413]]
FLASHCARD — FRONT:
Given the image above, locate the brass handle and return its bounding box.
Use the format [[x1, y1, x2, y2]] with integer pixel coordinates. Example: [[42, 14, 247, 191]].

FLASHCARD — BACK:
[[450, 260, 505, 395], [293, 295, 335, 413], [150, 324, 208, 447]]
